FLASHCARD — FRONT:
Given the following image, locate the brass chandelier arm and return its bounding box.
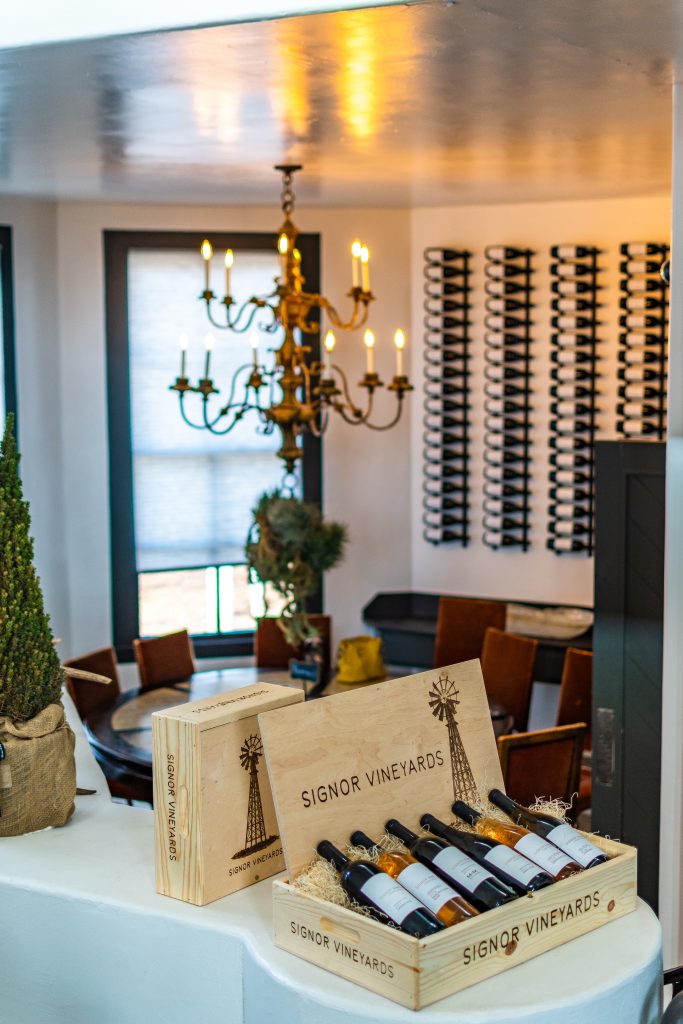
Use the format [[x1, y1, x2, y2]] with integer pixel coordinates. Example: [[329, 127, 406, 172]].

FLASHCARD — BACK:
[[359, 393, 407, 431], [318, 293, 373, 332], [179, 391, 211, 430]]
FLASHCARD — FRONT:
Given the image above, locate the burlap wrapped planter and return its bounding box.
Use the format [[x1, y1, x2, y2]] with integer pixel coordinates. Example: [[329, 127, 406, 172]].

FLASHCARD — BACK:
[[0, 702, 76, 836]]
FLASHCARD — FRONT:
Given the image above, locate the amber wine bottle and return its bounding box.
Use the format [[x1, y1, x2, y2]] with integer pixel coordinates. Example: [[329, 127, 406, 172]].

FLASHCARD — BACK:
[[420, 813, 553, 893], [384, 819, 517, 911], [316, 840, 444, 937], [350, 831, 478, 926], [488, 789, 608, 869], [452, 802, 581, 881]]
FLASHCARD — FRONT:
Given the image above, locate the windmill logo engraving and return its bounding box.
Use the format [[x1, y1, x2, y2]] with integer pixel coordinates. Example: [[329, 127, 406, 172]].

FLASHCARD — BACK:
[[428, 674, 479, 804], [232, 734, 279, 860]]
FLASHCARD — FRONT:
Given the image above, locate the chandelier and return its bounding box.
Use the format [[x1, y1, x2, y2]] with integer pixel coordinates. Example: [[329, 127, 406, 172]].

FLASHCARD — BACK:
[[170, 165, 412, 472]]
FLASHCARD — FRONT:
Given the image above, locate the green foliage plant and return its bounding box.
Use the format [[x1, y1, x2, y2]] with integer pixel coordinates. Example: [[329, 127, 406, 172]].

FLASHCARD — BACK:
[[245, 490, 347, 647], [0, 415, 64, 720]]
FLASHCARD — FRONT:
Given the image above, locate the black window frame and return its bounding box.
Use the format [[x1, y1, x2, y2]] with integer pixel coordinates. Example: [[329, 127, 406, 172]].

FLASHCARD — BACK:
[[104, 229, 322, 661], [0, 226, 18, 430]]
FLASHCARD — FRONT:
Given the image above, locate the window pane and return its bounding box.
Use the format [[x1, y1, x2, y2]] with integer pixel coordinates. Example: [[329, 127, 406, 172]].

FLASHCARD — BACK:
[[218, 565, 287, 633], [139, 567, 218, 636], [127, 247, 288, 575]]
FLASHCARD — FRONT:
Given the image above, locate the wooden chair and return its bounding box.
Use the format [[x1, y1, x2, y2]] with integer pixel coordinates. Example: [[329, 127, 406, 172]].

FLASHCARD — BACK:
[[255, 615, 331, 671], [133, 629, 196, 691], [433, 596, 506, 669], [64, 646, 121, 721], [497, 723, 587, 810], [64, 646, 151, 806], [481, 627, 538, 732], [557, 647, 593, 817]]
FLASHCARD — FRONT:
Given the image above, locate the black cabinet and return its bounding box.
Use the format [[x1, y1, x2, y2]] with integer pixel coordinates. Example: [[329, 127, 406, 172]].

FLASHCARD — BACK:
[[593, 440, 665, 911]]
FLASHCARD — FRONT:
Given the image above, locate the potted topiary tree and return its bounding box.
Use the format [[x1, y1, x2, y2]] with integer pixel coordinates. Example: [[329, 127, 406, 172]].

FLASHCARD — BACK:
[[245, 489, 347, 650], [0, 415, 76, 836]]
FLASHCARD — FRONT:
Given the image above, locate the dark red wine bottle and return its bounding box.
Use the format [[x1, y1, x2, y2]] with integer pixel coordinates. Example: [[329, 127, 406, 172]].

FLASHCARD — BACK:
[[384, 819, 517, 911], [420, 813, 553, 893], [316, 840, 444, 937], [488, 789, 608, 869]]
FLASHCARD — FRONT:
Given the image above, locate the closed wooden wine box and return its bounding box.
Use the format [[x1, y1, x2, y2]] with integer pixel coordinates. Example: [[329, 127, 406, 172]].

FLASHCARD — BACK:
[[259, 661, 637, 1010], [152, 682, 303, 906]]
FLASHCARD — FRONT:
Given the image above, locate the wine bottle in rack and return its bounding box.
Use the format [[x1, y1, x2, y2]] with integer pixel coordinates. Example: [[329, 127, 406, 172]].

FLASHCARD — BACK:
[[349, 831, 479, 926], [488, 790, 608, 868], [384, 819, 517, 911], [316, 840, 444, 937], [551, 245, 599, 259], [620, 242, 669, 257], [420, 813, 553, 893], [451, 802, 582, 880]]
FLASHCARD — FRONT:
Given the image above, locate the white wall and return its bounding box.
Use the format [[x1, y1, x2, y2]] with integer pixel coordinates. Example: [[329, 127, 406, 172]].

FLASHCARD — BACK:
[[0, 198, 70, 649], [55, 201, 411, 655], [410, 196, 671, 607]]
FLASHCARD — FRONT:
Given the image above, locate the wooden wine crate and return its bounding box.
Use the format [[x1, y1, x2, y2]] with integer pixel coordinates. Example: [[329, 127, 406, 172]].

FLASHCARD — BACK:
[[259, 661, 637, 1010], [152, 682, 303, 906]]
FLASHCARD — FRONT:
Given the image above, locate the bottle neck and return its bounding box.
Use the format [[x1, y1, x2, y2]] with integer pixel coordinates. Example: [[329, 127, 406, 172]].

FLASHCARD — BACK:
[[350, 831, 379, 854], [488, 789, 518, 817], [452, 801, 481, 826], [317, 840, 349, 872], [420, 813, 449, 840], [385, 819, 417, 847]]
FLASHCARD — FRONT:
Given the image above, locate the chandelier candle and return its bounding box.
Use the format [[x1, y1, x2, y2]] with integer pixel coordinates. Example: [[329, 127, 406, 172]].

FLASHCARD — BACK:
[[394, 329, 405, 377], [360, 245, 370, 291], [201, 239, 212, 291], [179, 333, 189, 378], [420, 813, 553, 894], [224, 248, 233, 298], [452, 802, 582, 881], [488, 789, 609, 869], [364, 329, 375, 374], [384, 819, 517, 912], [351, 240, 362, 288], [350, 831, 479, 926], [316, 840, 444, 938]]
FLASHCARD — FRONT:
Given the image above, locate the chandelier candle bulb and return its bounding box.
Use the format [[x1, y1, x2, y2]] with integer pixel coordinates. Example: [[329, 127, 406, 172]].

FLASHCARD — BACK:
[[203, 333, 214, 379], [360, 245, 370, 292], [324, 330, 336, 376], [201, 239, 213, 291], [250, 331, 259, 368], [394, 329, 405, 377], [364, 329, 375, 375], [224, 249, 234, 298], [278, 233, 289, 280], [351, 239, 362, 288], [179, 333, 189, 377]]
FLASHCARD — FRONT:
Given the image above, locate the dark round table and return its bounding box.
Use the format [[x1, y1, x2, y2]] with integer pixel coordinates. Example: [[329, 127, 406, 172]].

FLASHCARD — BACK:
[[83, 666, 514, 798]]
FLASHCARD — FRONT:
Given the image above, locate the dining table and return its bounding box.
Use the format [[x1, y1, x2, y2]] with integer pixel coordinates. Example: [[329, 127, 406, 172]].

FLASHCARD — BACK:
[[83, 665, 515, 802]]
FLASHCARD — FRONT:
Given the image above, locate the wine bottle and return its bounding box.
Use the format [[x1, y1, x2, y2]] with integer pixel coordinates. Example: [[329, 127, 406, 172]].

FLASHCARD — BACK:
[[420, 814, 553, 893], [350, 831, 478, 926], [488, 790, 608, 869], [384, 819, 517, 911], [316, 840, 444, 937], [451, 802, 581, 880]]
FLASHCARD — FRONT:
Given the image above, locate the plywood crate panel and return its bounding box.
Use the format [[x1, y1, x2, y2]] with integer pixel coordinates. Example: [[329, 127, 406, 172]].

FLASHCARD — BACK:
[[260, 662, 637, 1009], [153, 682, 303, 906]]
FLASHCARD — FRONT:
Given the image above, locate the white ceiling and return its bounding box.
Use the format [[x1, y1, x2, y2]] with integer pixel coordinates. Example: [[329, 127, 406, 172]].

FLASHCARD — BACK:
[[0, 0, 678, 207]]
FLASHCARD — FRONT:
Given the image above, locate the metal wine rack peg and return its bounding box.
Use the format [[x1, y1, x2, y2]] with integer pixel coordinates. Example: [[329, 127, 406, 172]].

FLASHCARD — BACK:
[[547, 244, 602, 556], [482, 245, 534, 551], [617, 242, 669, 439], [422, 247, 472, 545]]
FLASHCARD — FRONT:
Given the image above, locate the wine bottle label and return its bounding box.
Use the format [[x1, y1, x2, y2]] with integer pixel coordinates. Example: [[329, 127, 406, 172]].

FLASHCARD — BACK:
[[431, 846, 495, 892], [514, 833, 575, 874], [359, 872, 425, 924], [545, 823, 605, 867], [395, 862, 459, 914], [483, 844, 544, 885]]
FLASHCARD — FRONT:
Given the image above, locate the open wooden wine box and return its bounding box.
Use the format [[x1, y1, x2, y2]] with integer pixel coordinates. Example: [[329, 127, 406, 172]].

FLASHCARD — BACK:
[[258, 660, 637, 1010]]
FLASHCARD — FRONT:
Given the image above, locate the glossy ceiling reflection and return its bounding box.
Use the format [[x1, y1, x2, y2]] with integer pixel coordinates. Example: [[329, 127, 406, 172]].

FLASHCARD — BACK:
[[0, 0, 677, 206]]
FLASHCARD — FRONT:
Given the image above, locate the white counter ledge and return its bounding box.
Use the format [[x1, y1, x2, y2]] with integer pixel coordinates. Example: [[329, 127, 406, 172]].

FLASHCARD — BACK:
[[0, 698, 663, 1024]]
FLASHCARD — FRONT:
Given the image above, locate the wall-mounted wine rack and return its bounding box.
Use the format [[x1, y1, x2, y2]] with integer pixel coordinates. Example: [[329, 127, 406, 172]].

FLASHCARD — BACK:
[[422, 247, 472, 545], [482, 246, 534, 550], [547, 245, 602, 556], [617, 242, 669, 439]]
